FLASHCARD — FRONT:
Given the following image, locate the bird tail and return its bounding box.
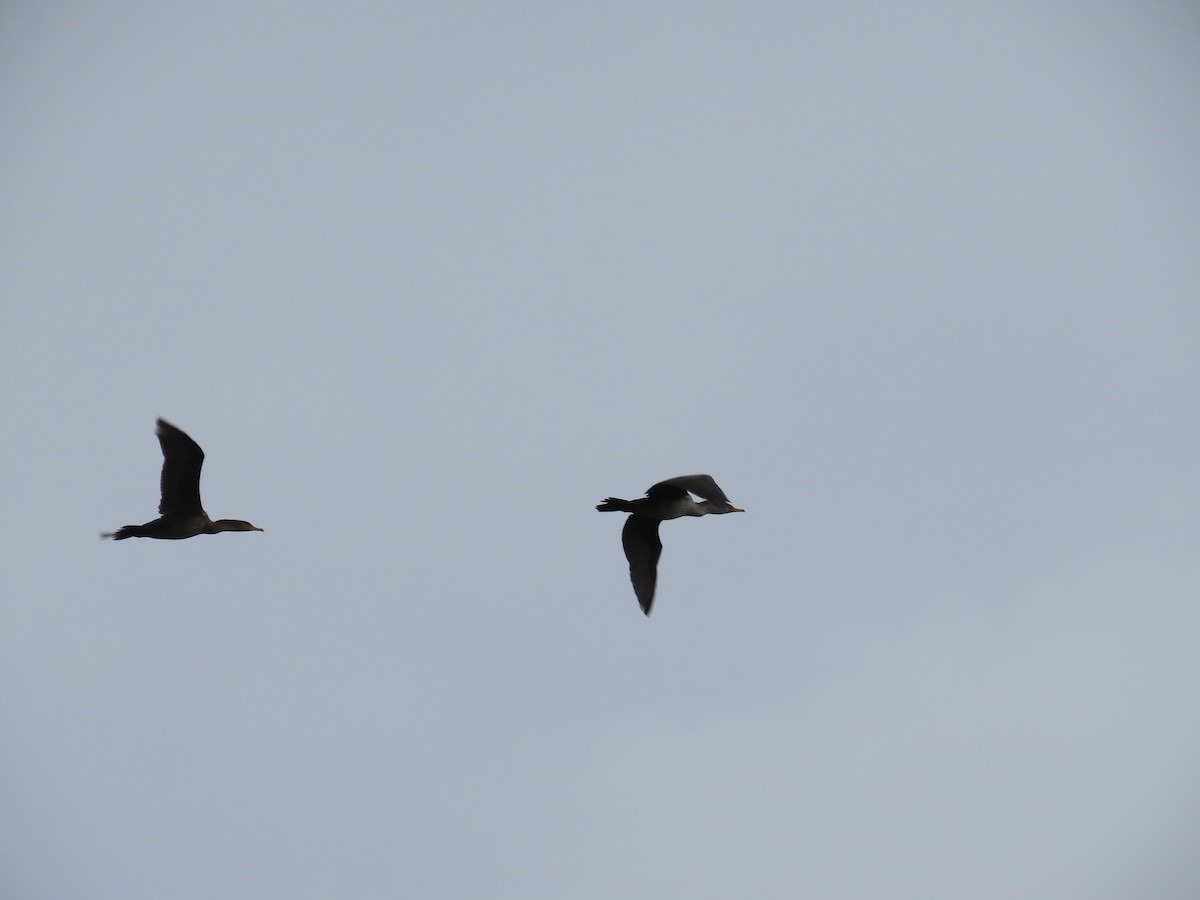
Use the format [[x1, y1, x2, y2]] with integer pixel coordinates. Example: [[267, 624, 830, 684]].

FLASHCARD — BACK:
[[101, 526, 140, 540], [596, 497, 634, 512]]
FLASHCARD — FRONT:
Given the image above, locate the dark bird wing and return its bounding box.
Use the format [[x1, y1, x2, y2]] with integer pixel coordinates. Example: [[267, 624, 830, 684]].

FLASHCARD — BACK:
[[155, 419, 205, 516], [649, 474, 731, 505], [621, 515, 663, 615]]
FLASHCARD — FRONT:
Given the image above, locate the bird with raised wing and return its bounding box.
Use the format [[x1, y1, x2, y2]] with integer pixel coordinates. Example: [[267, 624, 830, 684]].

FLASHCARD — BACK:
[[596, 474, 743, 615], [103, 419, 263, 540]]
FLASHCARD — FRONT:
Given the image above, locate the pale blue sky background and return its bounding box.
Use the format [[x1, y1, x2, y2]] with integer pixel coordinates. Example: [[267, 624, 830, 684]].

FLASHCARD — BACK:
[[2, 2, 1198, 897]]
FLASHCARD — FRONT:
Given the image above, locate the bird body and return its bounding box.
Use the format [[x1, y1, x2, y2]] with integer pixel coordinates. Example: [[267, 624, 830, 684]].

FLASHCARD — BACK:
[[107, 515, 262, 540], [596, 490, 719, 520], [597, 474, 742, 615], [103, 419, 263, 541]]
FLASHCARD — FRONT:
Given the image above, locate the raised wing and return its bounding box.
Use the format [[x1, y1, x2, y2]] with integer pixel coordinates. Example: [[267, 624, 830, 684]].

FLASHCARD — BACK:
[[621, 515, 663, 615], [648, 474, 731, 505], [156, 419, 206, 516]]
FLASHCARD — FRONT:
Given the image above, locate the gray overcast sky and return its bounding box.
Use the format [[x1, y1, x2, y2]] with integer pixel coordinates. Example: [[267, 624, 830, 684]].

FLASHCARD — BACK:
[[2, 2, 1198, 897]]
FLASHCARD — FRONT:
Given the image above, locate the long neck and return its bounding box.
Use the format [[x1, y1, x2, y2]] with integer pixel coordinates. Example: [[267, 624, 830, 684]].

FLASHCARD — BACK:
[[661, 496, 713, 518], [209, 519, 257, 533]]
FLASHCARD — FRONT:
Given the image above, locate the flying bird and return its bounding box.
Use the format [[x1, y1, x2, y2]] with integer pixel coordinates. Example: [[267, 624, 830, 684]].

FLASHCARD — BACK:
[[596, 474, 743, 615], [103, 418, 264, 540]]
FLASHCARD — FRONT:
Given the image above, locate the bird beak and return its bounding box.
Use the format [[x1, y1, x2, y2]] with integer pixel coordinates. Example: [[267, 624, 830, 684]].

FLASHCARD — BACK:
[[253, 526, 265, 531], [728, 506, 745, 513]]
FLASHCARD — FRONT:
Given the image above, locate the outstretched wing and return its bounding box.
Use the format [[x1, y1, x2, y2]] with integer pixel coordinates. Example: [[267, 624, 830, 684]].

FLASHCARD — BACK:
[[649, 474, 731, 505], [621, 515, 663, 615], [156, 419, 205, 516]]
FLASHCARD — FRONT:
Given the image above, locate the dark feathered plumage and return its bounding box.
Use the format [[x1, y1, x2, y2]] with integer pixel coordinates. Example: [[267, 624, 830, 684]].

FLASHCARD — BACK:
[[597, 474, 742, 614], [103, 419, 263, 540]]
